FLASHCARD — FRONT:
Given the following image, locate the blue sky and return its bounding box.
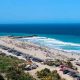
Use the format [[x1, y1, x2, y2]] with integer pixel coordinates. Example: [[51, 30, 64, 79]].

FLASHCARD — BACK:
[[0, 0, 80, 24]]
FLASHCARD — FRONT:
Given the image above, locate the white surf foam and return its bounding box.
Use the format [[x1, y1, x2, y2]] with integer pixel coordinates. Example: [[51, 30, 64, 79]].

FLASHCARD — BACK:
[[19, 36, 80, 53], [21, 37, 80, 46]]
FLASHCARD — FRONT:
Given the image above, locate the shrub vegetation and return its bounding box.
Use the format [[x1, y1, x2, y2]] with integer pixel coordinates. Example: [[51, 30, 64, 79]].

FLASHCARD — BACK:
[[0, 54, 36, 80], [37, 68, 65, 80]]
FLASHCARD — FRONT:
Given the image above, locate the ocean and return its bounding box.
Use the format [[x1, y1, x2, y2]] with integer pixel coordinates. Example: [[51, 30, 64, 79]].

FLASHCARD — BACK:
[[0, 23, 80, 53]]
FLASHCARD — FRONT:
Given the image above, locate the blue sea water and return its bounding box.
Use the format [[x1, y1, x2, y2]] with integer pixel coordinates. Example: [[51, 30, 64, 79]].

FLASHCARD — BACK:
[[19, 35, 80, 53], [0, 24, 80, 53]]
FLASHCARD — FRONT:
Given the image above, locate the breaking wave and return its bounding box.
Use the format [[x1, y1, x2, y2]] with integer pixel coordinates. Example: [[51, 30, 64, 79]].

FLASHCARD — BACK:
[[19, 37, 80, 53]]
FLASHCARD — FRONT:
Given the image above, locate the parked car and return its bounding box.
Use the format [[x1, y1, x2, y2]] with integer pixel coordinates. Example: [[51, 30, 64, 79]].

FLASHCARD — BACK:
[[76, 62, 80, 66], [24, 63, 38, 71], [67, 72, 77, 77], [63, 70, 70, 74]]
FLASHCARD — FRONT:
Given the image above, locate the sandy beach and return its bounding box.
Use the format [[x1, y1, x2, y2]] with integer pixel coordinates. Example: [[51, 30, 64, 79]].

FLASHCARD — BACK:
[[0, 36, 80, 60], [0, 36, 80, 80]]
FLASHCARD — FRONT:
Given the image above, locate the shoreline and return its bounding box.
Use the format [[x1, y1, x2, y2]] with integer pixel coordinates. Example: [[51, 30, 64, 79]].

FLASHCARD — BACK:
[[0, 36, 80, 60], [0, 34, 80, 54], [18, 35, 80, 54], [18, 36, 80, 55]]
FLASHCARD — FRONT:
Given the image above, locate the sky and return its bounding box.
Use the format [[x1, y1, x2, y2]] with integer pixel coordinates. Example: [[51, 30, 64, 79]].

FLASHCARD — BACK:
[[0, 0, 80, 24]]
